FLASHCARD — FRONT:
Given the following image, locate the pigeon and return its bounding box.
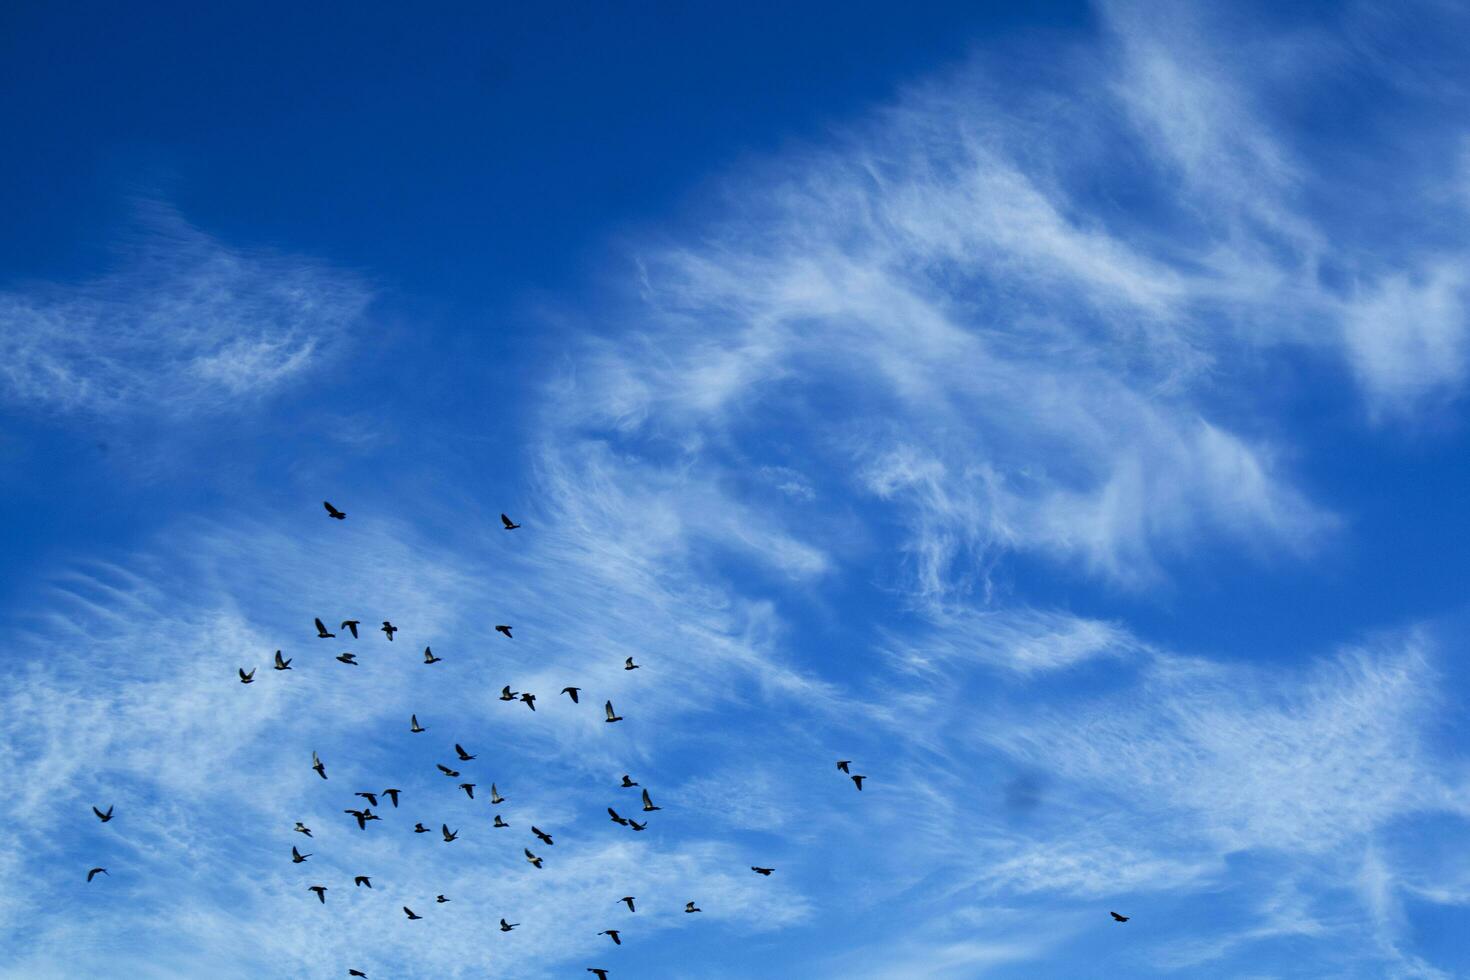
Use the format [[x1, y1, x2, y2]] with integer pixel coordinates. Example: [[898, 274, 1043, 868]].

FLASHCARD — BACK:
[[437, 764, 460, 778], [851, 775, 865, 791], [413, 823, 431, 834], [532, 826, 554, 846], [273, 651, 292, 670], [604, 701, 623, 723], [349, 971, 367, 978], [587, 971, 609, 980], [312, 751, 327, 780], [354, 876, 372, 888], [685, 902, 701, 913], [1111, 911, 1130, 923], [459, 783, 476, 799], [423, 646, 442, 664], [336, 652, 358, 665], [624, 657, 640, 671], [403, 906, 423, 920], [495, 625, 513, 638], [454, 743, 476, 761], [239, 668, 255, 684], [410, 714, 426, 733], [608, 808, 629, 826], [344, 809, 374, 830], [382, 788, 400, 807], [341, 620, 360, 639], [92, 805, 114, 823], [524, 848, 543, 869], [499, 919, 518, 932], [619, 896, 636, 912], [752, 867, 774, 876], [294, 822, 312, 837], [499, 686, 519, 702], [324, 501, 346, 520], [442, 824, 458, 842], [292, 846, 311, 864], [356, 792, 379, 807], [436, 895, 449, 903], [599, 930, 622, 946], [501, 513, 520, 530], [315, 618, 335, 638], [561, 687, 581, 703], [620, 775, 638, 788], [521, 692, 537, 711], [628, 819, 646, 832], [490, 784, 505, 805], [493, 814, 509, 828], [87, 867, 108, 882], [641, 789, 661, 812], [381, 621, 397, 641], [308, 885, 327, 903], [836, 760, 851, 773]]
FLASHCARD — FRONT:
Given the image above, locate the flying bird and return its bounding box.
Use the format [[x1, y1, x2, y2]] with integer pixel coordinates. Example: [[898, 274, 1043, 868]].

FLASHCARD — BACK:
[[239, 667, 255, 684], [495, 625, 513, 638], [752, 867, 774, 876], [380, 621, 397, 641], [628, 819, 646, 832], [442, 824, 458, 842], [561, 687, 581, 703], [410, 714, 426, 733], [314, 618, 335, 638], [312, 751, 327, 780], [619, 896, 636, 912], [599, 930, 622, 946], [532, 826, 554, 846], [459, 783, 476, 799], [620, 775, 638, 788], [423, 646, 441, 664], [499, 919, 518, 932], [323, 501, 346, 520], [341, 620, 360, 639], [684, 902, 701, 913], [524, 848, 543, 869], [454, 743, 476, 761], [521, 692, 536, 711], [349, 971, 367, 978], [413, 823, 430, 834], [294, 822, 312, 837], [851, 775, 865, 791], [382, 788, 400, 807], [1110, 911, 1130, 923], [436, 764, 460, 778], [499, 686, 519, 702], [493, 814, 509, 828], [490, 784, 505, 805], [336, 652, 358, 665], [436, 895, 449, 903], [403, 906, 422, 920], [92, 805, 113, 823], [501, 513, 520, 530], [836, 760, 851, 773], [587, 971, 609, 980], [292, 846, 311, 864], [344, 808, 375, 830], [308, 885, 327, 903], [355, 791, 379, 807], [273, 651, 292, 670], [623, 657, 640, 671], [608, 808, 629, 826], [604, 701, 623, 723], [641, 789, 661, 812], [87, 867, 108, 882], [354, 876, 372, 888]]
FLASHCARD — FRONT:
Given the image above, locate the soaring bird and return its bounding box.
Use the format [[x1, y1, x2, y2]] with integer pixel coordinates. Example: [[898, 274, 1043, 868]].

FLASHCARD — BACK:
[[488, 783, 505, 805], [454, 743, 476, 761], [851, 775, 865, 791], [587, 971, 609, 980], [403, 906, 422, 920], [436, 764, 460, 778], [442, 824, 458, 842], [604, 701, 623, 723], [354, 876, 372, 888], [1110, 911, 1130, 923], [273, 651, 292, 670], [561, 687, 581, 703], [493, 814, 509, 828], [684, 902, 701, 913], [599, 930, 622, 945], [349, 971, 367, 978], [413, 823, 430, 834], [752, 867, 774, 876], [410, 714, 426, 733], [423, 646, 442, 664], [641, 789, 661, 812], [380, 621, 397, 641], [382, 788, 400, 807], [620, 775, 638, 788], [436, 895, 449, 903], [292, 846, 311, 864], [341, 620, 360, 639], [628, 819, 646, 832], [336, 652, 358, 665], [619, 896, 636, 912], [314, 618, 335, 638], [495, 625, 513, 638], [607, 808, 629, 826], [308, 885, 327, 903], [459, 783, 476, 800], [356, 791, 379, 807], [499, 919, 518, 932], [532, 826, 554, 846], [87, 867, 108, 882], [324, 501, 346, 520], [836, 760, 851, 774], [294, 822, 312, 837], [501, 513, 520, 530], [239, 667, 255, 684], [524, 848, 543, 869], [92, 805, 114, 823], [499, 686, 519, 702], [624, 657, 640, 671], [312, 751, 327, 780], [521, 692, 537, 711]]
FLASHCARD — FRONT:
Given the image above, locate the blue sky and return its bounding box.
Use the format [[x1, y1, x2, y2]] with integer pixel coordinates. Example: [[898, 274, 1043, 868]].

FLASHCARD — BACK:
[[4, 1, 1470, 977]]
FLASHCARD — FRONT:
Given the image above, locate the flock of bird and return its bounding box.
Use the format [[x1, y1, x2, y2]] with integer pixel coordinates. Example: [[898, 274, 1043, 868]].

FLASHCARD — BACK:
[[83, 499, 1129, 976]]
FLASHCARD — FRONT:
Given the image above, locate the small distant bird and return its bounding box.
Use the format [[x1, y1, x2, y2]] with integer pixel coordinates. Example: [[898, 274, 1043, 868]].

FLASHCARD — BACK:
[[312, 751, 327, 780], [413, 823, 430, 834], [350, 971, 367, 978], [459, 783, 476, 799], [587, 971, 609, 980], [356, 791, 378, 807], [599, 930, 622, 946], [87, 867, 108, 882], [437, 764, 460, 778], [382, 788, 400, 807], [851, 775, 865, 791], [499, 919, 518, 932], [1111, 911, 1130, 923], [605, 701, 623, 723], [524, 848, 543, 869], [501, 513, 520, 530], [344, 809, 373, 830], [403, 906, 422, 920], [239, 667, 255, 684], [436, 895, 449, 903], [619, 896, 636, 912], [354, 876, 372, 888], [341, 620, 360, 639], [294, 822, 312, 837], [454, 743, 476, 761], [308, 885, 327, 903], [273, 651, 292, 670], [92, 805, 113, 823], [442, 824, 458, 842], [499, 686, 519, 702], [410, 714, 426, 733], [521, 692, 537, 711], [380, 621, 397, 641], [495, 625, 513, 638], [620, 775, 638, 788], [561, 687, 581, 703], [324, 501, 346, 520], [493, 815, 509, 828], [423, 646, 441, 664], [628, 819, 646, 832], [608, 808, 629, 826], [292, 846, 311, 864], [836, 760, 851, 773], [624, 657, 640, 671], [315, 618, 335, 638], [532, 826, 554, 846], [336, 652, 358, 665], [490, 784, 505, 805], [685, 902, 701, 913], [641, 789, 661, 812], [752, 867, 774, 876]]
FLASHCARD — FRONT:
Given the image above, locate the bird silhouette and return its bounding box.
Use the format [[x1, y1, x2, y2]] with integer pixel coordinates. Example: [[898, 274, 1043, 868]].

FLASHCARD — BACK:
[[499, 919, 518, 932], [437, 764, 460, 778], [349, 971, 367, 978], [355, 791, 378, 807], [851, 775, 865, 791], [341, 620, 360, 639], [459, 783, 476, 799], [87, 867, 108, 882], [312, 751, 327, 780], [619, 896, 636, 912], [752, 867, 774, 876], [524, 847, 543, 869], [836, 760, 851, 773], [493, 814, 510, 828], [413, 823, 430, 834], [410, 714, 426, 733], [628, 819, 646, 832], [1110, 911, 1130, 923], [344, 809, 376, 830], [620, 775, 639, 788], [436, 895, 449, 903], [499, 686, 519, 702], [403, 906, 422, 920], [354, 876, 372, 888], [490, 784, 505, 805], [454, 743, 476, 761], [315, 618, 335, 638], [273, 651, 292, 670], [239, 667, 255, 684], [495, 625, 513, 638], [561, 687, 581, 703], [641, 789, 661, 812], [608, 808, 629, 826], [599, 930, 622, 945], [294, 822, 312, 837], [624, 657, 640, 671], [323, 501, 346, 520], [380, 621, 397, 641], [382, 788, 400, 807], [308, 885, 327, 903], [292, 846, 311, 864], [685, 902, 701, 913], [587, 970, 609, 980], [604, 701, 623, 723], [92, 805, 113, 823], [336, 652, 358, 665], [442, 824, 458, 842], [532, 826, 554, 846], [501, 514, 520, 530], [521, 692, 537, 711], [423, 646, 442, 664]]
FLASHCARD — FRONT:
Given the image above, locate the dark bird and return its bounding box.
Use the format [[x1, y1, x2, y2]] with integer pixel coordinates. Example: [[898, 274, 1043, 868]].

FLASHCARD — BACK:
[[524, 847, 543, 869], [92, 805, 113, 823], [239, 667, 255, 684], [641, 789, 661, 812], [87, 867, 108, 882], [442, 824, 458, 842], [354, 876, 372, 888], [561, 687, 581, 703], [312, 751, 327, 780], [382, 788, 400, 807], [619, 896, 636, 912], [1110, 911, 1130, 923], [495, 625, 513, 638], [403, 906, 422, 920], [587, 971, 609, 980], [493, 814, 509, 828], [308, 885, 327, 903], [273, 651, 292, 670], [620, 775, 638, 788], [381, 621, 397, 641], [499, 919, 518, 932], [752, 867, 774, 876], [324, 501, 346, 520], [684, 902, 701, 914], [436, 895, 449, 903], [423, 646, 442, 664], [336, 652, 358, 665], [836, 760, 851, 774], [624, 657, 640, 671], [344, 809, 373, 830], [356, 791, 379, 807], [851, 775, 865, 791], [292, 846, 311, 864], [459, 783, 476, 799], [341, 620, 360, 639], [437, 764, 460, 778], [490, 784, 505, 805], [454, 743, 476, 761], [315, 618, 335, 638], [501, 513, 520, 530], [532, 826, 554, 846], [413, 823, 430, 834], [599, 930, 622, 945], [410, 714, 426, 733], [294, 822, 312, 837], [604, 701, 623, 723], [499, 686, 519, 702], [521, 692, 537, 711], [608, 808, 629, 826], [628, 819, 646, 832], [350, 971, 367, 978]]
